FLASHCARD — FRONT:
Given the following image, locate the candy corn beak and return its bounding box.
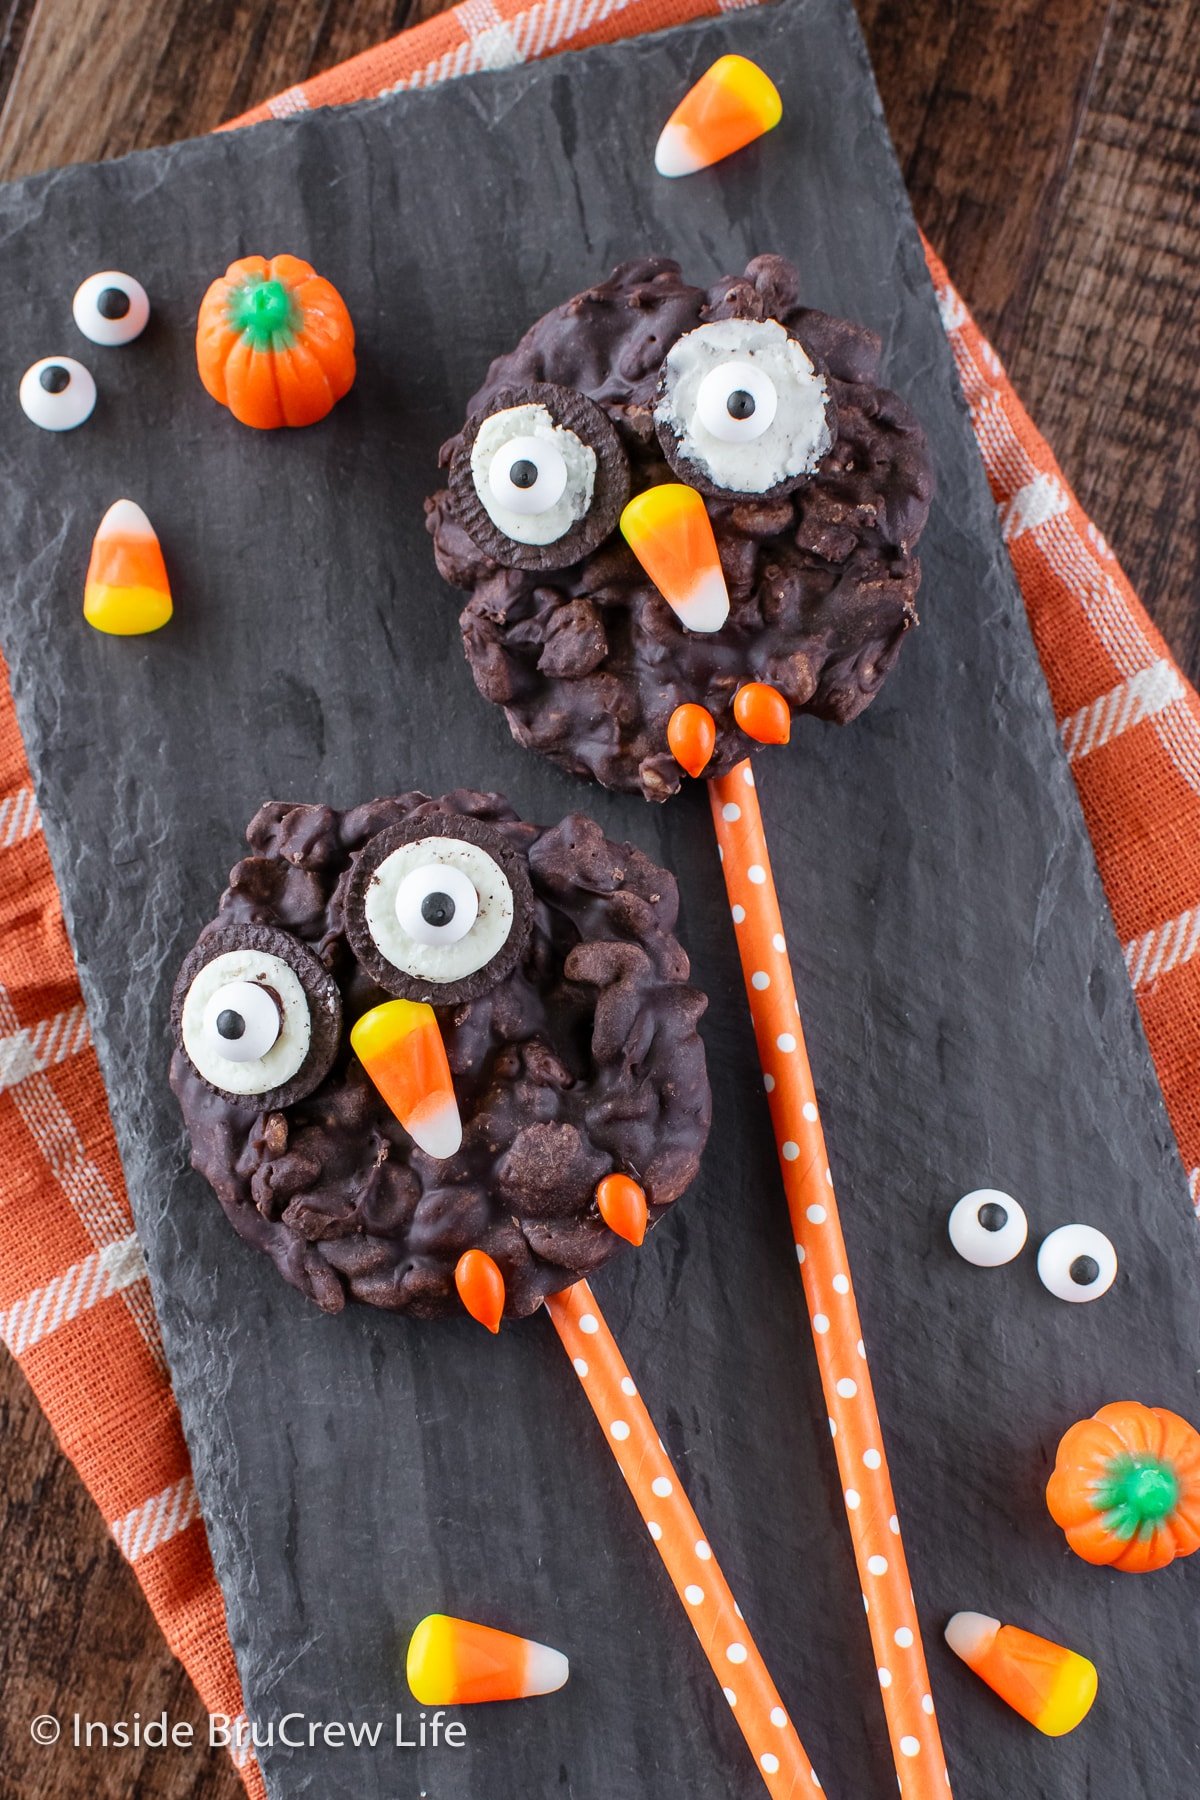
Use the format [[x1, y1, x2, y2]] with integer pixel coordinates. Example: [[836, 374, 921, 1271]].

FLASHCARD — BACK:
[[655, 55, 783, 179], [407, 1614, 569, 1706], [350, 999, 462, 1160], [621, 485, 729, 633], [945, 1612, 1098, 1737], [83, 499, 173, 636]]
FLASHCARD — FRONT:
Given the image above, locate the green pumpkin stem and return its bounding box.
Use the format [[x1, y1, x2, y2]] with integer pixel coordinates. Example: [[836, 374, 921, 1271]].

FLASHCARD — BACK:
[[1095, 1453, 1180, 1541], [227, 276, 298, 351]]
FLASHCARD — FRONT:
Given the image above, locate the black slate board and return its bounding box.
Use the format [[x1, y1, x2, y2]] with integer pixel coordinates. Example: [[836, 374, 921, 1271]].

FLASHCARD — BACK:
[[2, 3, 1199, 1796]]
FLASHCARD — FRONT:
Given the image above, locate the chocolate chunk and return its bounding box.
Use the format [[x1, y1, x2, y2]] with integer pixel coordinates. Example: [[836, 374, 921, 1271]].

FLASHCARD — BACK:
[[169, 792, 711, 1321], [447, 382, 630, 573], [429, 257, 934, 800]]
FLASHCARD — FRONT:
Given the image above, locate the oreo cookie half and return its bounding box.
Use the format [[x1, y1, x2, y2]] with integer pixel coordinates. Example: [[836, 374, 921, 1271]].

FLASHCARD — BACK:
[[343, 812, 535, 1006], [170, 921, 342, 1110], [448, 381, 630, 572]]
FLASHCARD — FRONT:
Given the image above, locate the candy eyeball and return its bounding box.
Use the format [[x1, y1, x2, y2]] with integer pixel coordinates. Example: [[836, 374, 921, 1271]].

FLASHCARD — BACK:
[[73, 271, 150, 347], [345, 814, 535, 1006], [172, 923, 341, 1108], [655, 317, 834, 498], [486, 433, 570, 519], [1037, 1224, 1118, 1303], [948, 1188, 1028, 1267], [19, 357, 97, 431], [449, 381, 630, 571], [694, 358, 779, 443], [202, 979, 281, 1064]]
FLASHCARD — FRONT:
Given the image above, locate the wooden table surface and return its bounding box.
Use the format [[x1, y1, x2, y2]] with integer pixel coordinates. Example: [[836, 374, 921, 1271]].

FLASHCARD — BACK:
[[0, 1, 1196, 1794]]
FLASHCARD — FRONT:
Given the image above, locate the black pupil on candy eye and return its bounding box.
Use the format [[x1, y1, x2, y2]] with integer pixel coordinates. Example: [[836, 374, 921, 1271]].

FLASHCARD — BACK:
[[977, 1202, 1008, 1233], [97, 286, 131, 319], [421, 891, 456, 929], [509, 459, 539, 490], [216, 1009, 246, 1041], [726, 389, 756, 421], [1070, 1254, 1100, 1286], [40, 366, 70, 393]]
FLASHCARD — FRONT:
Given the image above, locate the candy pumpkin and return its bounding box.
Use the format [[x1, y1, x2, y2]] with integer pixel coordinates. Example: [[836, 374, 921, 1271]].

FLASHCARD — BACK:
[[196, 254, 355, 430], [1047, 1401, 1200, 1573]]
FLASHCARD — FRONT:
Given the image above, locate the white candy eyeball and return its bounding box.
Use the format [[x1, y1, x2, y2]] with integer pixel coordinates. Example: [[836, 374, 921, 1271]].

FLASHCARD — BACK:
[[19, 357, 96, 431], [948, 1189, 1028, 1267], [180, 948, 312, 1097], [1037, 1224, 1118, 1303], [73, 271, 150, 347], [201, 979, 281, 1063], [488, 434, 569, 516], [695, 359, 779, 443], [396, 861, 480, 946]]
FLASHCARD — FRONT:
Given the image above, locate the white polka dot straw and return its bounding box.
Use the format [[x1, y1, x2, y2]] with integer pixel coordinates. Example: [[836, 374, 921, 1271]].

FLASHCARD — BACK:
[[710, 766, 951, 1798], [546, 1278, 820, 1796]]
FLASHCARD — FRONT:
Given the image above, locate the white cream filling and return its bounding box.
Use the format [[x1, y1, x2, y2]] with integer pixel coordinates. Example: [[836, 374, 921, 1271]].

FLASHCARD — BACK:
[[471, 403, 597, 545], [364, 837, 513, 984], [656, 318, 832, 493], [181, 948, 311, 1095]]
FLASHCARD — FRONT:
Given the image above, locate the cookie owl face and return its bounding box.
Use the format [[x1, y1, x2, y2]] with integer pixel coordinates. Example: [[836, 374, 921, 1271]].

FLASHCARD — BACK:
[[427, 254, 935, 800], [170, 791, 711, 1322]]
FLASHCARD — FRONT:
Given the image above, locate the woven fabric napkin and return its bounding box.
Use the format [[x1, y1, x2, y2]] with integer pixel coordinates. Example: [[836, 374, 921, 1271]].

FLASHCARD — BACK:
[[3, 3, 1198, 1793]]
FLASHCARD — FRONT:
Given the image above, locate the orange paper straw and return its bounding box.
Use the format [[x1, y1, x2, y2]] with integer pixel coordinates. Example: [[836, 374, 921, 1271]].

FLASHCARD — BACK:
[[709, 761, 951, 1799], [547, 1278, 822, 1798]]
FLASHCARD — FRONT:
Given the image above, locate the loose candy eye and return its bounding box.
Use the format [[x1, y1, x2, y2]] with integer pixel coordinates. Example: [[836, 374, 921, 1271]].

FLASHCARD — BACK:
[[73, 271, 150, 347], [1037, 1224, 1118, 1303], [396, 861, 480, 946], [948, 1189, 1029, 1267], [694, 359, 778, 443], [655, 317, 834, 498], [448, 381, 630, 572], [344, 814, 534, 1007], [487, 435, 569, 518], [19, 357, 97, 431], [172, 923, 341, 1108]]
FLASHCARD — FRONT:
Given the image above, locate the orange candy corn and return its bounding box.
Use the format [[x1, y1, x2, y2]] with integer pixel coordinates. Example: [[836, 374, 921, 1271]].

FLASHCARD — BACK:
[[83, 500, 173, 636], [621, 485, 729, 633], [350, 998, 462, 1160], [667, 702, 717, 778], [945, 1613, 1097, 1736], [596, 1173, 648, 1246], [407, 1614, 568, 1706], [454, 1248, 506, 1333], [733, 682, 791, 745], [655, 55, 783, 179]]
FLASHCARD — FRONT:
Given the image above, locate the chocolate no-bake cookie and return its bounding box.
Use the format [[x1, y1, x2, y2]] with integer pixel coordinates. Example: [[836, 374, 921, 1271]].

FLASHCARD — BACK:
[[170, 790, 710, 1321], [427, 254, 935, 800]]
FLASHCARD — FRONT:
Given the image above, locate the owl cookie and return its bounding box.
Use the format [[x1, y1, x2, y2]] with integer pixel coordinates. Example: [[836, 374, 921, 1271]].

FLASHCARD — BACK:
[[427, 254, 934, 800], [170, 790, 710, 1322]]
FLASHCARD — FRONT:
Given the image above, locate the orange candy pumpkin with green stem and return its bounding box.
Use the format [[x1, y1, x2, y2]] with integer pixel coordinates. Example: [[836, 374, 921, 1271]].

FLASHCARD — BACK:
[[1047, 1401, 1200, 1573], [196, 254, 355, 430]]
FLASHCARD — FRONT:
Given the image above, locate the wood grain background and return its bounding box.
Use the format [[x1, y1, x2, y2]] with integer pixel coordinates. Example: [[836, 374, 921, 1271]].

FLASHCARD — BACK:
[[0, 1, 1196, 1794]]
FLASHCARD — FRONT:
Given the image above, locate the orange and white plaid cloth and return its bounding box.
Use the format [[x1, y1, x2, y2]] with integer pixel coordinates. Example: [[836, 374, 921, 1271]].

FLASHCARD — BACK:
[[3, 2, 1198, 1792]]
